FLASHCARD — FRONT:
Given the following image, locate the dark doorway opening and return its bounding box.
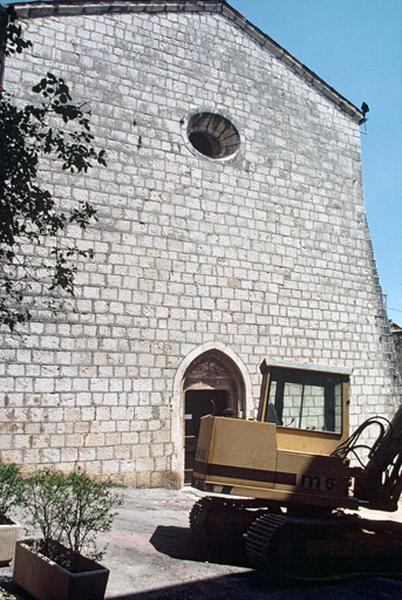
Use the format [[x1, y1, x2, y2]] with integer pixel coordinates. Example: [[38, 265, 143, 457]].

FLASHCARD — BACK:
[[184, 389, 228, 485]]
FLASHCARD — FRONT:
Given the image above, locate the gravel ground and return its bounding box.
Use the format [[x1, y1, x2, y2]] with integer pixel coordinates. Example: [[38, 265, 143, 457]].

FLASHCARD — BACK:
[[1, 487, 402, 599]]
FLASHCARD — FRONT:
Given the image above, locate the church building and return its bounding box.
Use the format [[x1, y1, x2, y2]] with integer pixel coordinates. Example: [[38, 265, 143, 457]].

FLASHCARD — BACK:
[[1, 0, 400, 487]]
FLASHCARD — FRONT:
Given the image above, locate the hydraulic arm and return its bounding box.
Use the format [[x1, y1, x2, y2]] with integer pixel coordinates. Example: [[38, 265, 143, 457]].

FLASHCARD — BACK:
[[352, 406, 402, 510]]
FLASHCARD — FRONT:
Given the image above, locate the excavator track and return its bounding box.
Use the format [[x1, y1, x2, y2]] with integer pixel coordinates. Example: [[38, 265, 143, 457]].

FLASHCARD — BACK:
[[246, 513, 402, 581], [190, 496, 271, 556]]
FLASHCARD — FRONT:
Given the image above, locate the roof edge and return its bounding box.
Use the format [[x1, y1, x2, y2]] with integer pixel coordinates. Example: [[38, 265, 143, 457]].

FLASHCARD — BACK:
[[12, 0, 364, 123], [261, 359, 353, 376]]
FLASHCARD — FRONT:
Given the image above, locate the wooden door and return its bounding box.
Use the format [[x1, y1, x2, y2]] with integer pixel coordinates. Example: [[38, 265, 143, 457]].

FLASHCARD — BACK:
[[184, 389, 228, 484]]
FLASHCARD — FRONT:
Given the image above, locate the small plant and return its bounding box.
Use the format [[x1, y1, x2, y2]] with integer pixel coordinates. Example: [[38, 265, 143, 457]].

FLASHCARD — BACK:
[[61, 468, 123, 561], [23, 467, 122, 565], [0, 463, 24, 519], [23, 468, 68, 558]]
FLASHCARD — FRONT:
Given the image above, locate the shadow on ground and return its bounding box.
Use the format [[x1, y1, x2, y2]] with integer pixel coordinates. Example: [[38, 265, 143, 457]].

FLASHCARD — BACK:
[[2, 571, 402, 600], [150, 525, 210, 562], [107, 572, 302, 600], [150, 524, 268, 569], [150, 525, 246, 566], [0, 576, 25, 600], [106, 574, 402, 600], [148, 526, 402, 599]]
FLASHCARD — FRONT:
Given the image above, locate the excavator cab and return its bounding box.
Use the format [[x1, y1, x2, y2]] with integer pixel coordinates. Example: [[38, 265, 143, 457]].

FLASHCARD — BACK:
[[192, 360, 356, 508], [258, 360, 350, 455]]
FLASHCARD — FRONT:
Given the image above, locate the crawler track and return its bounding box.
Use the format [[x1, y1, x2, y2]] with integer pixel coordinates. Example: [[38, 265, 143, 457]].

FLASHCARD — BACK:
[[191, 498, 402, 579], [246, 513, 402, 581], [189, 496, 270, 555]]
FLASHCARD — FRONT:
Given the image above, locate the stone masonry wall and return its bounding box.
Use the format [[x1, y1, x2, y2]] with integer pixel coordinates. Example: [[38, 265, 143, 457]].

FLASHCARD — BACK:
[[1, 6, 400, 486], [391, 324, 402, 377]]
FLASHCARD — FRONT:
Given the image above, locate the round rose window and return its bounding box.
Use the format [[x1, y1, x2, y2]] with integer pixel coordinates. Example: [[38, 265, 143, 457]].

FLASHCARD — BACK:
[[187, 112, 240, 159]]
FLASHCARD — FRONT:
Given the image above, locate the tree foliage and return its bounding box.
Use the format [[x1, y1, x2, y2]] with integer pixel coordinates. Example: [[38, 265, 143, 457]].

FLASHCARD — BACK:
[[0, 6, 106, 331]]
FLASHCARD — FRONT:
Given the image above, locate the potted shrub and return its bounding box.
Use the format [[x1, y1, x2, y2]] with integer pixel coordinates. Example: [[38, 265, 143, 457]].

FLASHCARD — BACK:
[[0, 463, 24, 566], [13, 467, 122, 600]]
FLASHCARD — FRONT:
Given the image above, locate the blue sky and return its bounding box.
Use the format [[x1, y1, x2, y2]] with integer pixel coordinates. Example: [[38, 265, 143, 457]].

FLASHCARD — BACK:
[[4, 0, 402, 322], [230, 0, 402, 323]]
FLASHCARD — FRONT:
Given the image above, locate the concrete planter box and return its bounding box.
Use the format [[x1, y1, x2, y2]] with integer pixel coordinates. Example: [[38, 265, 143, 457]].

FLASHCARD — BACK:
[[0, 517, 20, 566], [13, 540, 109, 600]]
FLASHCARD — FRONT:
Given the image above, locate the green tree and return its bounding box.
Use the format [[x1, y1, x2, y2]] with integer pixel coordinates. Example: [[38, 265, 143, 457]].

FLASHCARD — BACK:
[[0, 6, 106, 331]]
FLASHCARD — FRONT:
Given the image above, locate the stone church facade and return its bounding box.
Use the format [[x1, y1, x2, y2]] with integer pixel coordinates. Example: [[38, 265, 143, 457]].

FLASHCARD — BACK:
[[1, 0, 400, 487]]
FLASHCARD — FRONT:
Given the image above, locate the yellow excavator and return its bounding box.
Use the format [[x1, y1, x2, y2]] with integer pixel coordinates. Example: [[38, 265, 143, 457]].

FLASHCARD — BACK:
[[190, 360, 402, 580]]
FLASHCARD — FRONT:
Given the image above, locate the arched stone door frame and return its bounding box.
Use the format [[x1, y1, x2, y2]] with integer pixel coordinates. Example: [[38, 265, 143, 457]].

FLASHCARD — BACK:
[[171, 343, 252, 488]]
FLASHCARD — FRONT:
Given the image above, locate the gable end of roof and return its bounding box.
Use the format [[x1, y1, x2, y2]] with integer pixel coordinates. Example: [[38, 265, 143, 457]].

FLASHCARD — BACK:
[[12, 0, 364, 123]]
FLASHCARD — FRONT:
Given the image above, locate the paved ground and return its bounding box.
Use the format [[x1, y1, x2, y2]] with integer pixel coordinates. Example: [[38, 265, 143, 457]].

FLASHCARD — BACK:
[[1, 487, 402, 599]]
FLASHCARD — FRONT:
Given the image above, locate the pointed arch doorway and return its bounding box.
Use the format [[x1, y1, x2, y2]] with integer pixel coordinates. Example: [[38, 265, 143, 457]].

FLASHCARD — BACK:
[[182, 349, 246, 484]]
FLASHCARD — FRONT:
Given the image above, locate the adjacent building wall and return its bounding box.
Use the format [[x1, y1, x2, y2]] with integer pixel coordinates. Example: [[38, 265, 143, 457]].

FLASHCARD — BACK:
[[390, 322, 402, 377]]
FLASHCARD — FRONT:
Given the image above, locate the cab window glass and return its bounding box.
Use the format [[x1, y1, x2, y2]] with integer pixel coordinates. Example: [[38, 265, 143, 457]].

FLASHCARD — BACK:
[[266, 368, 345, 433]]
